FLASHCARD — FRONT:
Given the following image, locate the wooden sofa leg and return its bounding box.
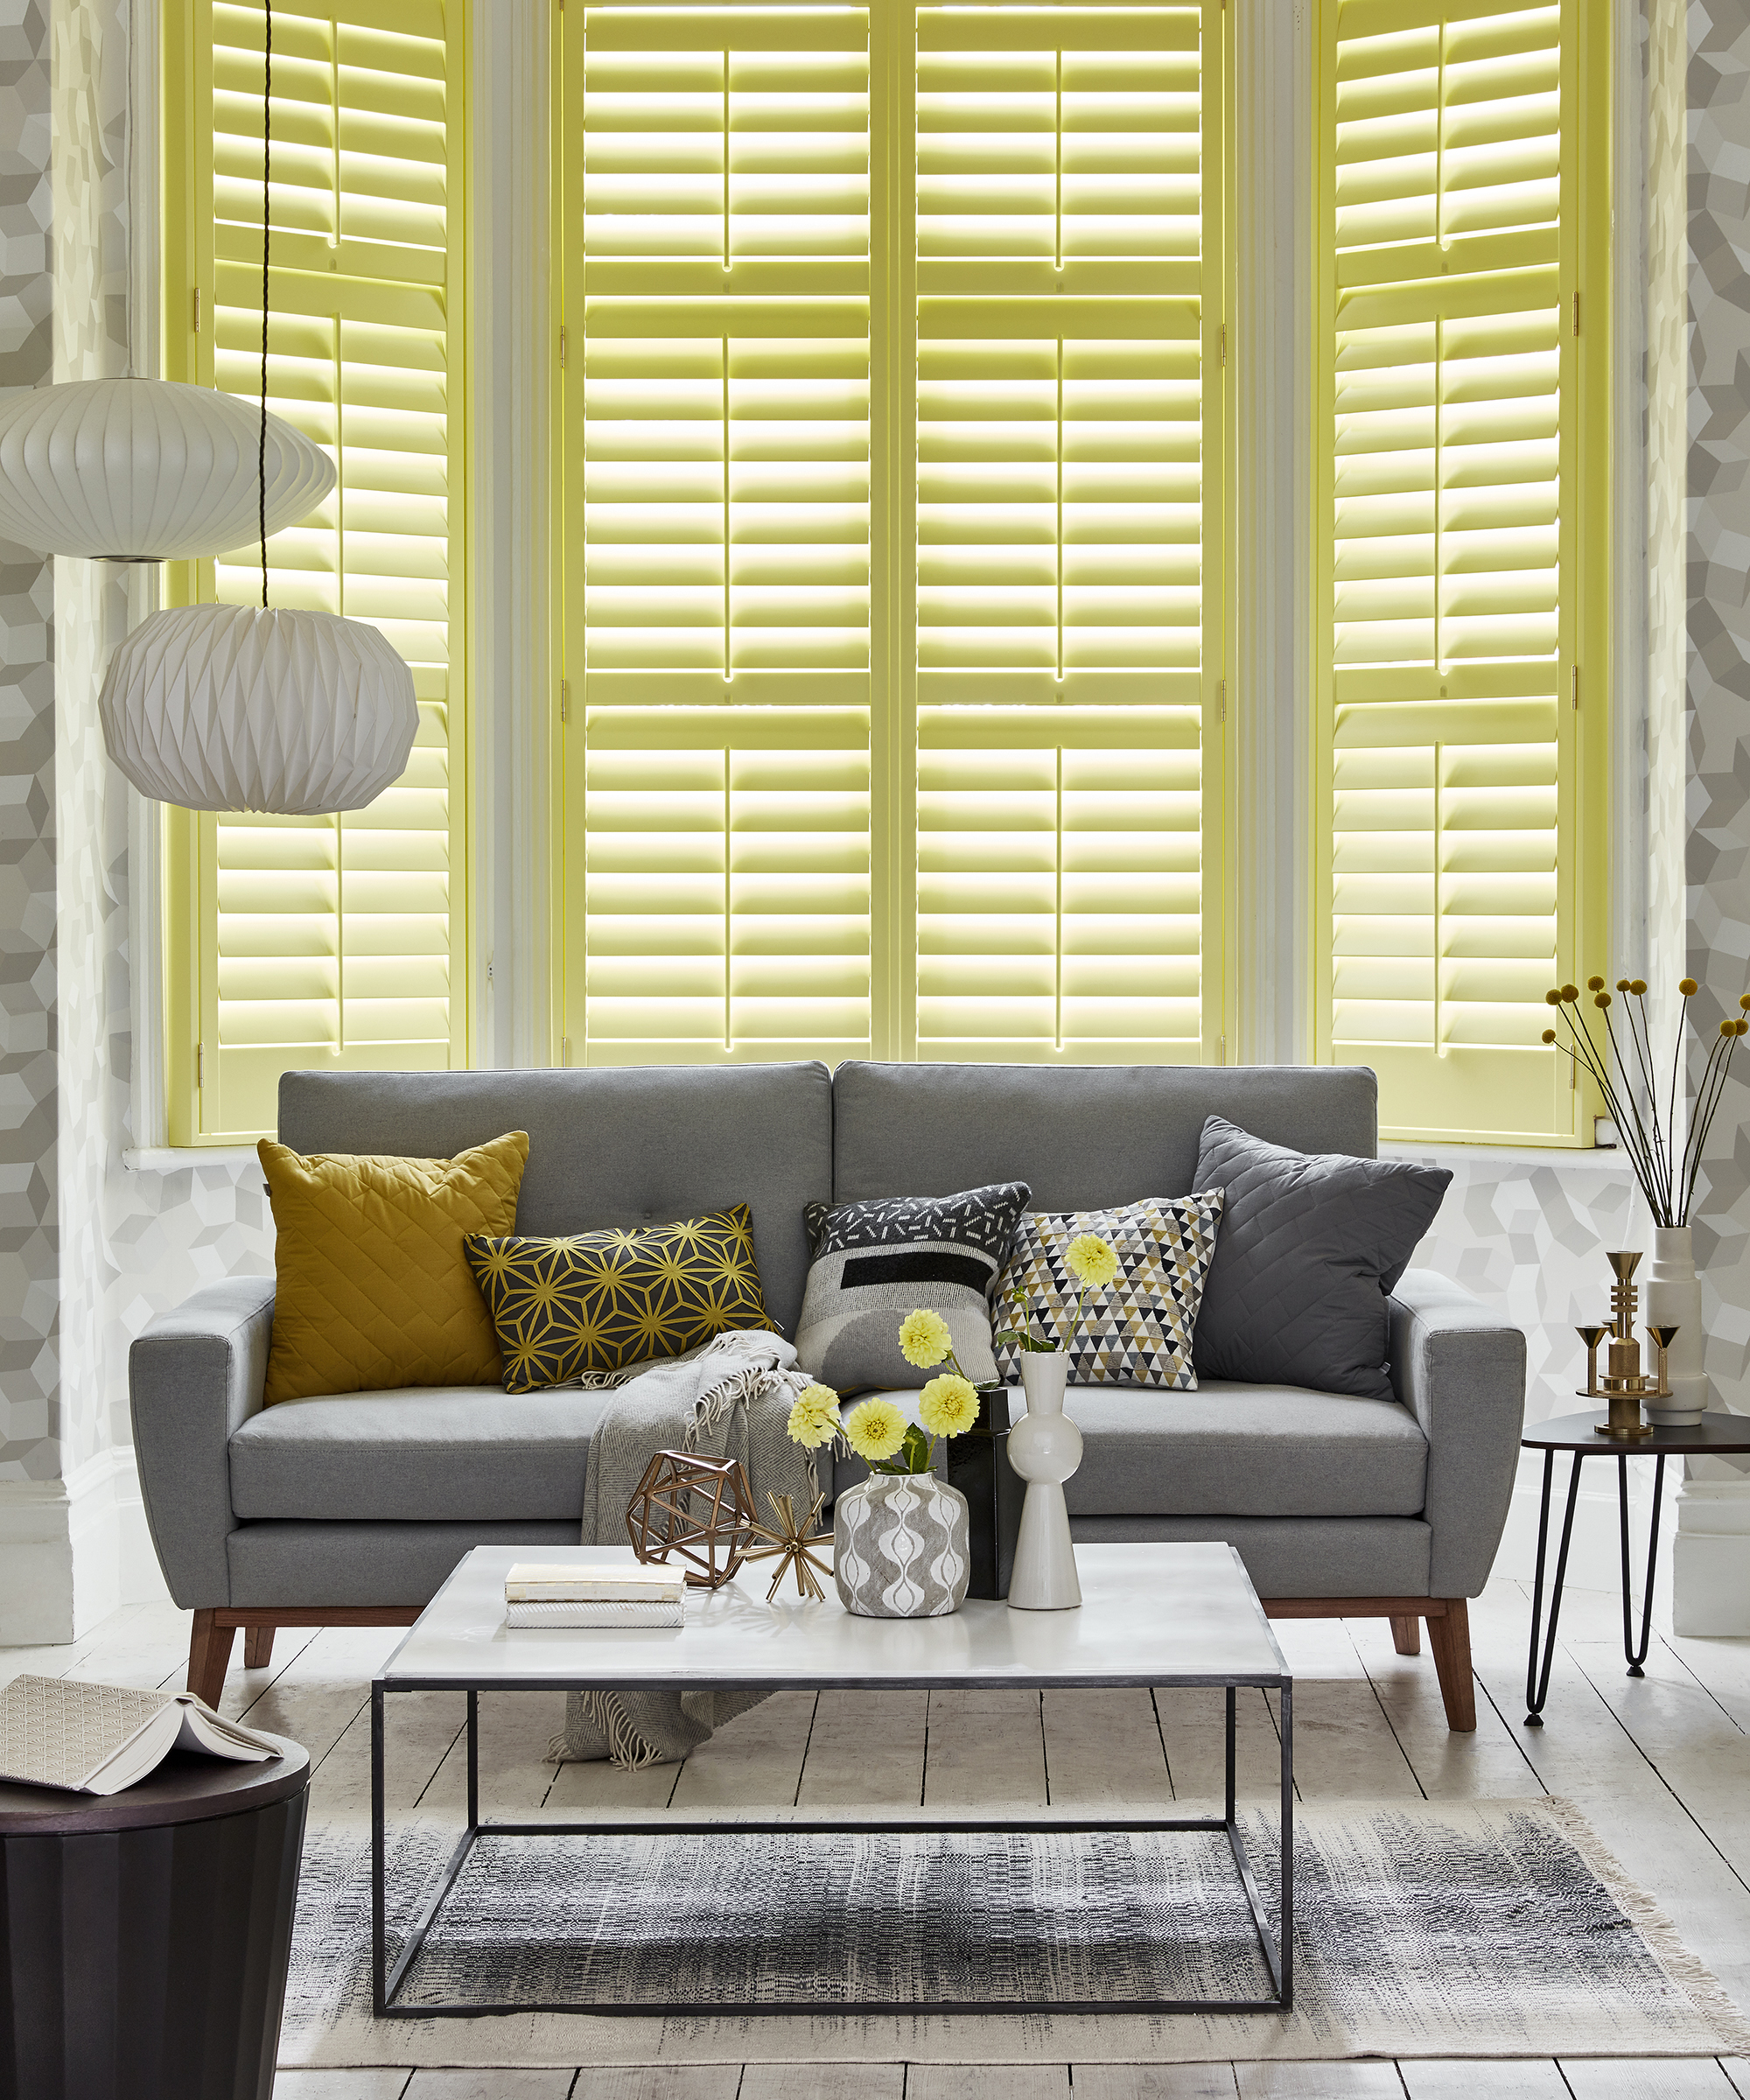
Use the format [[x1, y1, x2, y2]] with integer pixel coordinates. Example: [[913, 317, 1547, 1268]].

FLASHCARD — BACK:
[[187, 1610, 236, 1708], [244, 1624, 275, 1670], [1390, 1614, 1422, 1656], [1428, 1599, 1477, 1732]]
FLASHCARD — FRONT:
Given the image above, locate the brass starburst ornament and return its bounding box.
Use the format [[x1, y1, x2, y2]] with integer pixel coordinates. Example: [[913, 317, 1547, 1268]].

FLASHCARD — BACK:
[[744, 1489, 833, 1603]]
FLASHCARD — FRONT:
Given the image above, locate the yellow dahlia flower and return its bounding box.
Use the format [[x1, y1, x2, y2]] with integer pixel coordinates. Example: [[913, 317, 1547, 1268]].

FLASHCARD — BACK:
[[1066, 1232, 1119, 1291], [919, 1372, 979, 1438], [844, 1396, 908, 1464], [787, 1381, 841, 1451], [898, 1307, 953, 1368]]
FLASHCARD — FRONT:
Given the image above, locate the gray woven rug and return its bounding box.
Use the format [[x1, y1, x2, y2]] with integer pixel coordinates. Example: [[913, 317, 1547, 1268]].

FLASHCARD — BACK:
[[279, 1799, 1750, 2068]]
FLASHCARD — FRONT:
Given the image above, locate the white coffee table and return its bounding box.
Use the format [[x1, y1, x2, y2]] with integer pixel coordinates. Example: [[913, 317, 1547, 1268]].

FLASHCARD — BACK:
[[372, 1539, 1293, 2017]]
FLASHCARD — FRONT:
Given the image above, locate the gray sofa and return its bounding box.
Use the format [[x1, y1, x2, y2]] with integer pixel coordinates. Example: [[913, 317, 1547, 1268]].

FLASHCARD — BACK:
[[130, 1060, 1526, 1730]]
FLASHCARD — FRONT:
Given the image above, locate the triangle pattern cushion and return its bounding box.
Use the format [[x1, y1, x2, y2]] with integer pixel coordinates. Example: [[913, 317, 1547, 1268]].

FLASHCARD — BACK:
[[260, 1130, 529, 1406], [1189, 1114, 1452, 1401], [992, 1194, 1225, 1389]]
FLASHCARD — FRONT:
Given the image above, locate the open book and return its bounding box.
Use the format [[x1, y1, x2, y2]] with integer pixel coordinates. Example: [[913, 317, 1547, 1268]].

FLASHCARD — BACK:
[[0, 1674, 280, 1796]]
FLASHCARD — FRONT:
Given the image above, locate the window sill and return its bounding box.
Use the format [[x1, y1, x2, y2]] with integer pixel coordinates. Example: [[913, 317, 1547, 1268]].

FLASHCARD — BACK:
[[1379, 1141, 1632, 1172], [122, 1146, 264, 1172]]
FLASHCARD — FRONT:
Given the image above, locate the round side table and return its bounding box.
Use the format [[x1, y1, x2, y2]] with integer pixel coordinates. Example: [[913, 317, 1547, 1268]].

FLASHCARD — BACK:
[[0, 1730, 309, 2100], [1521, 1410, 1750, 1726]]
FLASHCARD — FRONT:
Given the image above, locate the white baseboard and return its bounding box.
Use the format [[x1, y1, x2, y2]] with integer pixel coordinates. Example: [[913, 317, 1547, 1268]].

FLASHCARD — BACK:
[[0, 1446, 172, 1646], [1672, 1480, 1750, 1635]]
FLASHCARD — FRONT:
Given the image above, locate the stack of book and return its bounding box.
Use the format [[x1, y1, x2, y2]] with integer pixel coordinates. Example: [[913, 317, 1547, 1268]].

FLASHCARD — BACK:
[[503, 1562, 685, 1628]]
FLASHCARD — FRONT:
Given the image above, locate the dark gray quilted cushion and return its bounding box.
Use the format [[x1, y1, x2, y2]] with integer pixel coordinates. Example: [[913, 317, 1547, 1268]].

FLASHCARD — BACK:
[[1191, 1116, 1451, 1401]]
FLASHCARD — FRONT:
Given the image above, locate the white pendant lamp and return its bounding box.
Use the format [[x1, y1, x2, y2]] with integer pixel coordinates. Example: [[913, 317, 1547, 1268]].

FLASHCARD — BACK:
[[0, 377, 334, 561], [99, 603, 418, 814], [98, 0, 417, 816]]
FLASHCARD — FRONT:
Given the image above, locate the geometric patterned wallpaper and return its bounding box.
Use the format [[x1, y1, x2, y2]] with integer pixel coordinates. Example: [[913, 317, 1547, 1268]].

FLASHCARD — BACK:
[[0, 0, 56, 1485], [1685, 0, 1750, 1451]]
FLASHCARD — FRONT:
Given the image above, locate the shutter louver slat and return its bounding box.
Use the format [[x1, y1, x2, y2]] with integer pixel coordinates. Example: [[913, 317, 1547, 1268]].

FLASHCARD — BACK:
[[1317, 0, 1586, 1142], [913, 1, 1214, 1062], [192, 0, 462, 1138], [565, 8, 874, 1063]]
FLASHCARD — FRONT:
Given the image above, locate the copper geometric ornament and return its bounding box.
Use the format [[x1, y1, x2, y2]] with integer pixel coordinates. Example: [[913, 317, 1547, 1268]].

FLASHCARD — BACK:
[[625, 1448, 758, 1589]]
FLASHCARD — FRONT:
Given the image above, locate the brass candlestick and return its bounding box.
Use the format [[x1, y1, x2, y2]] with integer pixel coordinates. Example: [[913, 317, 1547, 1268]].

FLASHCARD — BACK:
[[1578, 1250, 1670, 1438]]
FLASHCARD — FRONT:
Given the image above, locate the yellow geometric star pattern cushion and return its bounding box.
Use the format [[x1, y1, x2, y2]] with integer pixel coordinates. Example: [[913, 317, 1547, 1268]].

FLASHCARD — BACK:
[[260, 1130, 530, 1405], [464, 1205, 770, 1393]]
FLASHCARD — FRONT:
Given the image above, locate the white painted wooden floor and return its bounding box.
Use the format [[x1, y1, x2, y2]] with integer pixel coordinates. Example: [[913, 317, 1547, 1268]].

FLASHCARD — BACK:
[[6, 1573, 1750, 2100]]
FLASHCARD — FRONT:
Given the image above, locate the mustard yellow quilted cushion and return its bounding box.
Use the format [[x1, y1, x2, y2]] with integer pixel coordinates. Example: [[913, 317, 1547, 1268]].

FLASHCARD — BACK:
[[464, 1205, 769, 1392], [260, 1130, 529, 1406]]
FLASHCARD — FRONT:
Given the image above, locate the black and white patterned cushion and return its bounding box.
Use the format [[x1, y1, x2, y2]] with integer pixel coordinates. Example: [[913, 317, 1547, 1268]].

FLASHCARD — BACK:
[[992, 1195, 1225, 1390], [794, 1183, 1031, 1394]]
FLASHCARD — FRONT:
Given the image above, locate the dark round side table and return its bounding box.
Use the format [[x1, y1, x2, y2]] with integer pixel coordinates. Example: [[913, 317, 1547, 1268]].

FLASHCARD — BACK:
[[1521, 1410, 1750, 1726], [0, 1731, 308, 2100]]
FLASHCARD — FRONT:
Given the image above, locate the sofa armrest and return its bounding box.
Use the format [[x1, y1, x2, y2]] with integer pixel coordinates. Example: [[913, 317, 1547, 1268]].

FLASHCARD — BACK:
[[1389, 1267, 1526, 1597], [129, 1276, 275, 1609]]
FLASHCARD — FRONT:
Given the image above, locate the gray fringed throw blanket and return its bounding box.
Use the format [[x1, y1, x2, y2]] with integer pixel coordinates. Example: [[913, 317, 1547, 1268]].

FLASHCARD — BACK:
[[550, 1328, 817, 1770]]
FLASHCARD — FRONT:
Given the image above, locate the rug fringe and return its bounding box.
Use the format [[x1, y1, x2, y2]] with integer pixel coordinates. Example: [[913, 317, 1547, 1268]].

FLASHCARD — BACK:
[[1540, 1796, 1750, 2054]]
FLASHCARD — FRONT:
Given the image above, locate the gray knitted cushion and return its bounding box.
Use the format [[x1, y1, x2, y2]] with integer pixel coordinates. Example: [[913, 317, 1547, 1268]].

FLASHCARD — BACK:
[[1191, 1116, 1451, 1401]]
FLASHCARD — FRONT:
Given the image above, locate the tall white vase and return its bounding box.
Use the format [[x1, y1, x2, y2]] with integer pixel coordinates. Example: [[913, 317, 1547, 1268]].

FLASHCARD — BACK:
[[1645, 1224, 1708, 1426], [1007, 1354, 1082, 1610]]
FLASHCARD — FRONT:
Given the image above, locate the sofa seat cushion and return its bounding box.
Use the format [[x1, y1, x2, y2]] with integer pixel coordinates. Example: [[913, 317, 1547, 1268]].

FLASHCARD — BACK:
[[229, 1387, 610, 1522], [832, 1381, 1427, 1519], [1060, 1381, 1427, 1517]]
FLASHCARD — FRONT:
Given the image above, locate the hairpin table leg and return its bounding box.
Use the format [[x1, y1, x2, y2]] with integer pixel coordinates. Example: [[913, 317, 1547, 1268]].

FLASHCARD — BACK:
[[1618, 1452, 1666, 1677], [1525, 1449, 1583, 1726]]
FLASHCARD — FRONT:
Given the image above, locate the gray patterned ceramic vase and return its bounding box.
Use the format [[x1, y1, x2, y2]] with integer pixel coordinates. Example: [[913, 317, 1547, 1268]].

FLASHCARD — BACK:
[[833, 1474, 970, 1619]]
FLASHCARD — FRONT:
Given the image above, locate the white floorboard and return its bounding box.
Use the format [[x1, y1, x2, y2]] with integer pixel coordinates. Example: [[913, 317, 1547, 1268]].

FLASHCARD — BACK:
[[10, 1574, 1749, 2092]]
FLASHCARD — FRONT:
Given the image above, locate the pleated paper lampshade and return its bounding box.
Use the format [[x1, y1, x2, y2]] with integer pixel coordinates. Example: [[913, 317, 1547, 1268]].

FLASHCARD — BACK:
[[97, 604, 419, 815], [0, 378, 335, 561]]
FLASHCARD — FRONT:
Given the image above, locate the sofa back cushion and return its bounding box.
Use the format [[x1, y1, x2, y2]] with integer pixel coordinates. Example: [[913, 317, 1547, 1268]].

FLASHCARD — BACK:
[[830, 1061, 1378, 1210], [277, 1062, 832, 1340]]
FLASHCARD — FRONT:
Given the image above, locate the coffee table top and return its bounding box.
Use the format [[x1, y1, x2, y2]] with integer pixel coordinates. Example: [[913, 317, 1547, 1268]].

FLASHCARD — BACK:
[[379, 1542, 1289, 1694]]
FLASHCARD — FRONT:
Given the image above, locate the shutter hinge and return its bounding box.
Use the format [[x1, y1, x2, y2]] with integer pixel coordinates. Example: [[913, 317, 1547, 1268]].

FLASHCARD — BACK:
[[1572, 663, 1580, 711], [559, 325, 567, 368], [1217, 1035, 1227, 1065], [486, 959, 494, 984], [1573, 291, 1580, 337], [559, 676, 570, 723], [197, 1041, 205, 1089], [560, 1036, 570, 1067], [1217, 677, 1227, 723], [193, 287, 200, 334], [1219, 321, 1227, 368]]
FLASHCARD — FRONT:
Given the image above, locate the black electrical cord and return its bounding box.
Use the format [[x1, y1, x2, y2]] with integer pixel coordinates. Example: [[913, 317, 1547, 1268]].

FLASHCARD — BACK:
[[259, 0, 271, 608]]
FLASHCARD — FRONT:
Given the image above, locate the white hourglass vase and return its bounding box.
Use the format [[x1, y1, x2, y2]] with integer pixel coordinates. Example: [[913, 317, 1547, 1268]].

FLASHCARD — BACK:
[[1007, 1353, 1083, 1610], [1644, 1225, 1708, 1426]]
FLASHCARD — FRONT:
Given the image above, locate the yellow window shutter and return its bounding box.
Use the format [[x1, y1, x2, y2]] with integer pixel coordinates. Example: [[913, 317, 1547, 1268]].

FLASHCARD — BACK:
[[561, 4, 874, 1064], [1313, 0, 1604, 1144], [170, 0, 465, 1141], [912, 2, 1221, 1063]]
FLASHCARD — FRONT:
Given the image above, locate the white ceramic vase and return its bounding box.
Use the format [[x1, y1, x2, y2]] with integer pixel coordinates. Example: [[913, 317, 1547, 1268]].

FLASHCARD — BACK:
[[1007, 1354, 1082, 1610], [1644, 1224, 1708, 1426]]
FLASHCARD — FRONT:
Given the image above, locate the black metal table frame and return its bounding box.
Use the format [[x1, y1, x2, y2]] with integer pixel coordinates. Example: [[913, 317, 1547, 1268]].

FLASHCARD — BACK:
[[1523, 1446, 1667, 1726], [371, 1675, 1294, 2018]]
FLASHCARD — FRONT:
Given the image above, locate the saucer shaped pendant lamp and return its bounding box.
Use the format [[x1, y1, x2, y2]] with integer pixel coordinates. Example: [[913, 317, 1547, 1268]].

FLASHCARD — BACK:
[[98, 0, 416, 815], [0, 377, 335, 560]]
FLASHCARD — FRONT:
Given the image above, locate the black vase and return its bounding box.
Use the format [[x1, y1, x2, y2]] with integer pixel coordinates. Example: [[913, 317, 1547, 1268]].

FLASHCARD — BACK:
[[948, 1384, 1025, 1600]]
